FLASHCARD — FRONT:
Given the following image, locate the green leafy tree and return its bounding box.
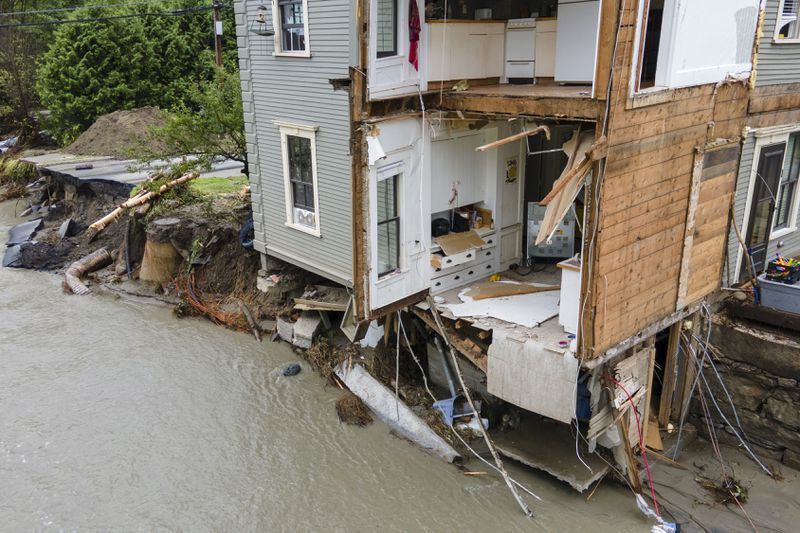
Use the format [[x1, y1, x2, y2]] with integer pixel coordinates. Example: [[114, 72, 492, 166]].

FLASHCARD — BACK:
[[146, 66, 247, 174], [0, 0, 78, 138], [35, 1, 237, 145]]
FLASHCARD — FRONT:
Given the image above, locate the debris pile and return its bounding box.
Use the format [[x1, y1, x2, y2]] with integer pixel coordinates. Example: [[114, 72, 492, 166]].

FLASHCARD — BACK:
[[336, 391, 373, 426], [65, 107, 168, 159]]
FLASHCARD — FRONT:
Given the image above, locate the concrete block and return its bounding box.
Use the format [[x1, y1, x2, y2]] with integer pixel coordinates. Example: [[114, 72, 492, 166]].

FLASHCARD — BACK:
[[277, 316, 294, 343], [257, 274, 277, 293], [292, 311, 322, 349], [783, 448, 800, 471]]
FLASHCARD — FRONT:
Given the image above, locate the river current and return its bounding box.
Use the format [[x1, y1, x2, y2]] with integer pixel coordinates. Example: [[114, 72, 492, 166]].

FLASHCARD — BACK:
[[0, 199, 648, 531]]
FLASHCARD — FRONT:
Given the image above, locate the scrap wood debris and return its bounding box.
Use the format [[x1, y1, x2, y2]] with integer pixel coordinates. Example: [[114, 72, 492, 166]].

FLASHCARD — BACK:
[[335, 391, 373, 426], [176, 272, 248, 331], [697, 475, 749, 505]]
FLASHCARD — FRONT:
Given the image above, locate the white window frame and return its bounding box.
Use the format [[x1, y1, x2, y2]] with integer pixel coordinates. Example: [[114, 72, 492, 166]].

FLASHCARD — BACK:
[[775, 0, 800, 43], [771, 131, 800, 238], [276, 120, 321, 237], [271, 0, 311, 58]]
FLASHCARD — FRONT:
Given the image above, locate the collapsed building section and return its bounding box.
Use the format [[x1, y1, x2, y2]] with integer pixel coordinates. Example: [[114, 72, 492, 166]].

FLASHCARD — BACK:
[[234, 0, 779, 491]]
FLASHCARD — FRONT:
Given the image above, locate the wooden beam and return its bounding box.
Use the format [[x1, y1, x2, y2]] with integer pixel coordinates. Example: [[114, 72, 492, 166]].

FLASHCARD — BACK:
[[411, 307, 488, 373], [658, 322, 682, 427], [475, 125, 551, 152]]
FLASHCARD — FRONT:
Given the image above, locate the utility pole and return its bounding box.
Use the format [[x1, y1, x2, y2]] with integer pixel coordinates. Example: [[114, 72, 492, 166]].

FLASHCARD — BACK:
[[212, 0, 223, 67]]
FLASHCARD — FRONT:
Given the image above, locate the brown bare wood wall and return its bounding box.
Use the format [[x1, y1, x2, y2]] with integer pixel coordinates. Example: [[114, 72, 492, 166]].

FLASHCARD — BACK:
[[587, 2, 750, 356]]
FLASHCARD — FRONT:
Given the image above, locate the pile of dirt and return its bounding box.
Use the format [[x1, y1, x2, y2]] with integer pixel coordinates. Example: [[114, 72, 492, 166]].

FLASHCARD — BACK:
[[336, 391, 373, 426], [66, 107, 168, 159]]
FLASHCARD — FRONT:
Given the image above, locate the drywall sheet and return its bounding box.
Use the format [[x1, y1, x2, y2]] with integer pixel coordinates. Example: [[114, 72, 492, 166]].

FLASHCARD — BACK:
[[487, 329, 579, 423], [444, 285, 559, 328]]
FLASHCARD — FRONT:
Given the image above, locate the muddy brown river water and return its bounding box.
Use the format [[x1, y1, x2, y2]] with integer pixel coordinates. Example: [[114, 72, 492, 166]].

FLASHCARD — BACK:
[[0, 200, 649, 532]]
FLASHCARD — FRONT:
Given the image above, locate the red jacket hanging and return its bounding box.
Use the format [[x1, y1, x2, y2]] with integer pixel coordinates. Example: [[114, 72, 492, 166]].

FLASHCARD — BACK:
[[409, 0, 421, 71]]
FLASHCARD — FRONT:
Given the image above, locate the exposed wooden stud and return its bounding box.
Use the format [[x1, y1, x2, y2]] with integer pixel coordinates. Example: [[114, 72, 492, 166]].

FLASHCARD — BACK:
[[658, 322, 682, 427]]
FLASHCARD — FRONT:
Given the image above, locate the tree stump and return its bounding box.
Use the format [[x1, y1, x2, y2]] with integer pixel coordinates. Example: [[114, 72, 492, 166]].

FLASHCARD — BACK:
[[139, 218, 181, 282]]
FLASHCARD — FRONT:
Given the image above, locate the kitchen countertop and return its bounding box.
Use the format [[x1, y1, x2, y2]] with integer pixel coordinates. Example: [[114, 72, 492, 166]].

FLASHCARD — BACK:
[[426, 19, 506, 24]]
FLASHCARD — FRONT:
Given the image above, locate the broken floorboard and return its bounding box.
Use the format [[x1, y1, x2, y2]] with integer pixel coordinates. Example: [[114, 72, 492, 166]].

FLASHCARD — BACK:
[[492, 414, 609, 492]]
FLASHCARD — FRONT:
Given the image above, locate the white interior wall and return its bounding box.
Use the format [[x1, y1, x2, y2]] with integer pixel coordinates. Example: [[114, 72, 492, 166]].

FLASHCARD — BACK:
[[654, 0, 759, 88]]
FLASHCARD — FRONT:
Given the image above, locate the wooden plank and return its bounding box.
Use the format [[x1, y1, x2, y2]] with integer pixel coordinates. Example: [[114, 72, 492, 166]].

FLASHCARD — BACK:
[[597, 225, 684, 272], [605, 137, 699, 176], [602, 154, 694, 201], [749, 91, 800, 114], [593, 0, 620, 100], [438, 92, 601, 121], [609, 107, 714, 147], [598, 242, 684, 289], [697, 173, 735, 204], [640, 345, 657, 453], [658, 322, 681, 427], [676, 151, 704, 310]]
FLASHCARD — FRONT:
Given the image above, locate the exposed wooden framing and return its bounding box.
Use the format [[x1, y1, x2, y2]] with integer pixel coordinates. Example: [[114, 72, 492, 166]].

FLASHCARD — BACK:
[[411, 307, 488, 373], [578, 159, 600, 359], [658, 322, 682, 427], [672, 312, 700, 424], [350, 0, 370, 320], [639, 341, 657, 451], [593, 0, 620, 100], [675, 149, 705, 309], [368, 289, 429, 320], [584, 302, 701, 369], [616, 408, 643, 493], [438, 92, 603, 121], [475, 125, 550, 152]]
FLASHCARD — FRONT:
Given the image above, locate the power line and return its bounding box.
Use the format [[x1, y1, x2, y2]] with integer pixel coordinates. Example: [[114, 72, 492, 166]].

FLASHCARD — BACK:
[[0, 1, 187, 18], [0, 5, 215, 29]]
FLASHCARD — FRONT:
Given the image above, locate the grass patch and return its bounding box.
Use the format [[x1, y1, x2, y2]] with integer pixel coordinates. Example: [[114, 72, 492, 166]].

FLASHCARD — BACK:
[[189, 175, 248, 195]]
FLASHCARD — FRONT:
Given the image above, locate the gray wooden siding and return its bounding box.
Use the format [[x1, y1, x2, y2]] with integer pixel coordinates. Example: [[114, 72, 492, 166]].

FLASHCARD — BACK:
[[234, 0, 354, 285], [756, 0, 800, 87]]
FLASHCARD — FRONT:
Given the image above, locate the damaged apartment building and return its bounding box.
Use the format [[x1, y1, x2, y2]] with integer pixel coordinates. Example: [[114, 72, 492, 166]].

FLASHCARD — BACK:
[[232, 0, 793, 489]]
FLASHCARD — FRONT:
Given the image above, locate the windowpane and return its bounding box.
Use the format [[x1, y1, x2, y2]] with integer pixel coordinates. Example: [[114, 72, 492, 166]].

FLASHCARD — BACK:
[[376, 0, 397, 58], [377, 175, 399, 277], [278, 0, 306, 51], [287, 135, 312, 183], [287, 134, 315, 213], [377, 174, 397, 222], [775, 134, 800, 229]]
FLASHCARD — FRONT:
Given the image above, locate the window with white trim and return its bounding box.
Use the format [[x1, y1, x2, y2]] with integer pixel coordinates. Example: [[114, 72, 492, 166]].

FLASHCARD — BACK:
[[376, 171, 400, 277], [376, 0, 398, 58], [776, 0, 800, 40], [775, 133, 800, 229], [278, 122, 320, 235], [273, 0, 310, 55]]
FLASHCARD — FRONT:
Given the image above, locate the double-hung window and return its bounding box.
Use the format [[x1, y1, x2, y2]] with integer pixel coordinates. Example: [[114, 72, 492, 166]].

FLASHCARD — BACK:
[[274, 0, 310, 55], [277, 122, 320, 235], [376, 0, 398, 58], [775, 133, 800, 230], [776, 0, 800, 41], [377, 171, 400, 277]]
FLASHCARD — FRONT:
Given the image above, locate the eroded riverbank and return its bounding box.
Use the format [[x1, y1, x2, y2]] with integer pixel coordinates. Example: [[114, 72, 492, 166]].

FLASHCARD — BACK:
[[1, 199, 653, 531]]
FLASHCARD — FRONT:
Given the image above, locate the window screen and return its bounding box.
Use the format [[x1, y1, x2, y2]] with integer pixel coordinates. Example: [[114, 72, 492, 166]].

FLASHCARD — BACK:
[[377, 174, 399, 276]]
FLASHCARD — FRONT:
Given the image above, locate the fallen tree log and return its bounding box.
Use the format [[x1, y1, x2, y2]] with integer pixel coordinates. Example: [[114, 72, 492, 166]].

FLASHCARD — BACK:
[[86, 171, 199, 241], [65, 247, 113, 295]]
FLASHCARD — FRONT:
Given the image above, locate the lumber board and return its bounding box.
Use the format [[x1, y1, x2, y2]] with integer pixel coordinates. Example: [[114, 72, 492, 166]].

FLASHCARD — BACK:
[[749, 91, 800, 114], [597, 262, 681, 304], [697, 173, 735, 204], [607, 124, 708, 162], [602, 154, 694, 200], [609, 108, 714, 147], [748, 109, 800, 129], [593, 0, 619, 100], [599, 242, 683, 289], [597, 226, 684, 272], [600, 210, 688, 256], [605, 137, 699, 176], [658, 323, 682, 427], [601, 187, 689, 242]]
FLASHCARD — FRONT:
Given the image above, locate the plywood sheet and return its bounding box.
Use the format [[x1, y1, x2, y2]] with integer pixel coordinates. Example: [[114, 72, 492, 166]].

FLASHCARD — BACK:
[[436, 230, 486, 256], [464, 280, 559, 301], [444, 287, 560, 328], [487, 329, 579, 424]]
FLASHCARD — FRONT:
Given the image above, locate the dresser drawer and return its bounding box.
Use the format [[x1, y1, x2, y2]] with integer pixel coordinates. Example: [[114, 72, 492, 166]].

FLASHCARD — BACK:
[[430, 269, 469, 294]]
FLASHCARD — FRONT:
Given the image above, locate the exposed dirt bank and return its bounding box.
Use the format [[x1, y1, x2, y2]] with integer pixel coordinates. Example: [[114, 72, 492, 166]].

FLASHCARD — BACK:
[[65, 107, 167, 159]]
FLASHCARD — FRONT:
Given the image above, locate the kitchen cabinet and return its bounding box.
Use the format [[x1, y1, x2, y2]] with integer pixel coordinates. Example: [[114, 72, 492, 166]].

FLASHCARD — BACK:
[[555, 0, 600, 84], [430, 132, 488, 213], [428, 22, 505, 82], [534, 19, 557, 78]]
